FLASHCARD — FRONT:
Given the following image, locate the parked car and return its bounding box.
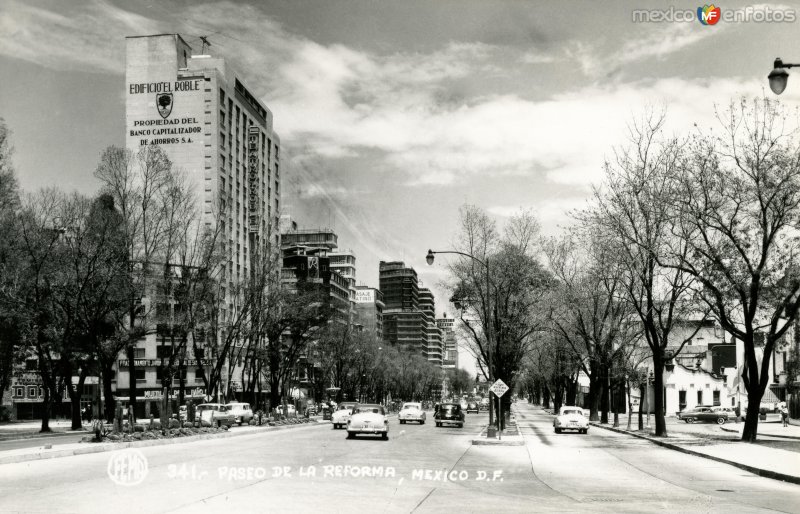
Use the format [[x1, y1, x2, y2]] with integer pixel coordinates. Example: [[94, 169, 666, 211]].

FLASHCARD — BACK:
[[277, 404, 297, 417], [434, 403, 465, 428], [196, 403, 235, 428], [399, 402, 426, 424], [553, 406, 589, 434], [332, 402, 358, 429], [678, 406, 729, 424], [712, 406, 737, 419], [479, 398, 490, 411], [226, 402, 254, 425], [347, 404, 389, 440], [466, 402, 479, 414]]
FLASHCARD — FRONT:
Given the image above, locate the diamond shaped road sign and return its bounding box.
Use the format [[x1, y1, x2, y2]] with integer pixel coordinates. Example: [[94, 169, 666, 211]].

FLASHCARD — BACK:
[[489, 379, 509, 397]]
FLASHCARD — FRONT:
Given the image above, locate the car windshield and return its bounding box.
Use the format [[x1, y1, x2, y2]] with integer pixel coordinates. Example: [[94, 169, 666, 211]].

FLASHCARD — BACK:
[[355, 405, 384, 415], [562, 409, 582, 416], [403, 404, 420, 410], [337, 404, 354, 411], [441, 405, 459, 413]]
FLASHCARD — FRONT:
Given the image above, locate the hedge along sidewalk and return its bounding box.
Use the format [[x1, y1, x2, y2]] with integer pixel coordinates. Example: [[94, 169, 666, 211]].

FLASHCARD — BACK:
[[589, 421, 800, 485], [0, 418, 331, 466]]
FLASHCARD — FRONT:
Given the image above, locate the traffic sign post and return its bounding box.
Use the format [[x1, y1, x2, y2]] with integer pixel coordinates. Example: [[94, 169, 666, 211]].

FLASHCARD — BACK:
[[489, 380, 509, 440]]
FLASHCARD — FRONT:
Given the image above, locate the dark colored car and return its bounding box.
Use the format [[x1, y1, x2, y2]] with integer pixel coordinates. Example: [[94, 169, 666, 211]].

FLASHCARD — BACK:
[[678, 406, 729, 424], [466, 402, 479, 414], [434, 403, 465, 428]]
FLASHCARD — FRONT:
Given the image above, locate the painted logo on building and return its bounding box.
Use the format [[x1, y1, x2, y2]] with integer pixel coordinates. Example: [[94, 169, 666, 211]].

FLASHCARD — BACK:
[[107, 449, 149, 486], [156, 92, 174, 118], [697, 4, 721, 24]]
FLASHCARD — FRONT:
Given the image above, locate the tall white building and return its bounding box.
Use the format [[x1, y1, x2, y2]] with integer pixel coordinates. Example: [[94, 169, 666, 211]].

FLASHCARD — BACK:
[[119, 34, 281, 413]]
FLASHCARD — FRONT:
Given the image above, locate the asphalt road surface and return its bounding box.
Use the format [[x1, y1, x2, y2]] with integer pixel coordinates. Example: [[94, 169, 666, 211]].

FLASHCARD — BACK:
[[1, 403, 798, 513]]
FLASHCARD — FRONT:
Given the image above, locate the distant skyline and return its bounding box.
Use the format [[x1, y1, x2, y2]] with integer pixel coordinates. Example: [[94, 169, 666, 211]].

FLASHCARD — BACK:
[[2, 0, 800, 374]]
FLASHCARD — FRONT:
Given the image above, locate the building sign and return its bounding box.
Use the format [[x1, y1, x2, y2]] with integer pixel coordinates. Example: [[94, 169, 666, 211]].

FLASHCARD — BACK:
[[355, 289, 375, 303], [119, 359, 211, 367], [247, 126, 261, 233], [126, 79, 204, 147]]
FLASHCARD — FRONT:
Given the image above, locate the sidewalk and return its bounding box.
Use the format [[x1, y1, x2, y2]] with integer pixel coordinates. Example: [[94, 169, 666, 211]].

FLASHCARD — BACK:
[[590, 420, 800, 485], [0, 420, 91, 441], [0, 417, 331, 466], [718, 419, 800, 440]]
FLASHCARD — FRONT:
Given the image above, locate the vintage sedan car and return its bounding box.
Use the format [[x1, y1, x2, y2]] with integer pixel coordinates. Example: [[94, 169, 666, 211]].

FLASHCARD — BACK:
[[332, 402, 358, 429], [196, 403, 235, 428], [678, 406, 729, 424], [434, 403, 464, 428], [465, 402, 479, 414], [226, 402, 254, 425], [399, 402, 426, 424], [346, 404, 389, 440], [553, 406, 589, 434]]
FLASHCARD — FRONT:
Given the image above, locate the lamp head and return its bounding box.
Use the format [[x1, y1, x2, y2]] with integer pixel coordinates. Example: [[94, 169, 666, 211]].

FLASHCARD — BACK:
[[769, 58, 789, 95], [426, 249, 435, 266]]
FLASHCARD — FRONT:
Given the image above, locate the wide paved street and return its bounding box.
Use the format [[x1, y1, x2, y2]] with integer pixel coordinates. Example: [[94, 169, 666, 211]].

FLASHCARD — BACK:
[[1, 403, 799, 513]]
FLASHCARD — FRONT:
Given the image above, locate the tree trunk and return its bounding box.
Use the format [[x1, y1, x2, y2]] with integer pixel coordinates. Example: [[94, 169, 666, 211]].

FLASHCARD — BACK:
[[653, 357, 667, 437], [600, 364, 609, 424], [127, 343, 137, 422], [101, 359, 116, 423], [40, 390, 52, 432], [741, 388, 763, 442], [542, 385, 551, 410], [68, 371, 88, 430], [638, 383, 645, 431]]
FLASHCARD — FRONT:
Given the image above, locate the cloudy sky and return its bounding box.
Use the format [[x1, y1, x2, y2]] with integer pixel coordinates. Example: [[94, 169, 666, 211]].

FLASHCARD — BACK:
[[1, 0, 800, 369]]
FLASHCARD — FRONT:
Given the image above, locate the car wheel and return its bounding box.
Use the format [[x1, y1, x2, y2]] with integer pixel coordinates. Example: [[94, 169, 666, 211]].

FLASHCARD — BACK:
[[382, 433, 388, 440], [716, 417, 726, 425], [420, 420, 425, 425], [347, 432, 355, 439], [685, 417, 694, 424], [436, 422, 441, 427], [555, 427, 561, 434], [400, 420, 405, 424], [217, 420, 222, 428]]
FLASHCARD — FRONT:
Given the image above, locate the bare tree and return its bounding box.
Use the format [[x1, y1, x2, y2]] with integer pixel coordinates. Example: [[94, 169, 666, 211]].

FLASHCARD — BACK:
[[586, 111, 706, 436], [447, 205, 554, 424], [669, 97, 800, 441], [546, 231, 640, 422]]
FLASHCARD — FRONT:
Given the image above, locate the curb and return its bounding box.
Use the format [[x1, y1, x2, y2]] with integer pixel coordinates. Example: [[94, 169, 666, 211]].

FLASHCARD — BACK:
[[589, 422, 800, 485], [0, 419, 330, 466]]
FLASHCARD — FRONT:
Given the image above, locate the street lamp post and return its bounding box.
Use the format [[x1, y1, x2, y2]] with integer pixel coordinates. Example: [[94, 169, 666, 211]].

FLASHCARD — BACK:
[[426, 249, 498, 435], [768, 57, 799, 95]]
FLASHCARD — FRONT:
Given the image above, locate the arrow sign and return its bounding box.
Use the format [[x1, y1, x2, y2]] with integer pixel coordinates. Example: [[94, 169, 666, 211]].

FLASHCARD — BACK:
[[489, 379, 509, 397]]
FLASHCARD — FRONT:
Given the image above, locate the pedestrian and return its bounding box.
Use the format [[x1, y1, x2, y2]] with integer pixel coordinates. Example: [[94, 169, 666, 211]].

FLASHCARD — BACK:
[[780, 402, 789, 427]]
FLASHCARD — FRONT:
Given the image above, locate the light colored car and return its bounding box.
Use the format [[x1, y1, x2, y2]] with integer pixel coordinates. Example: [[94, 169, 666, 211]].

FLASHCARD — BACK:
[[399, 402, 426, 424], [347, 404, 389, 440], [196, 403, 235, 428], [277, 404, 296, 416], [553, 406, 589, 434], [226, 402, 254, 425], [332, 402, 358, 429]]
